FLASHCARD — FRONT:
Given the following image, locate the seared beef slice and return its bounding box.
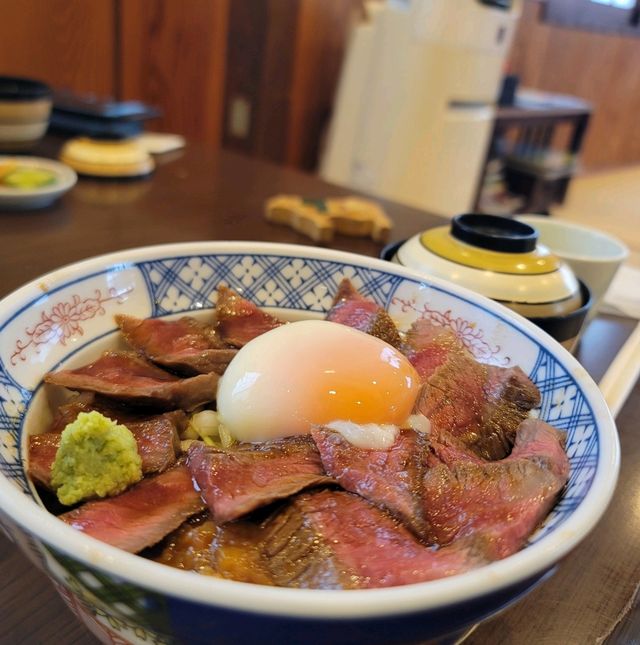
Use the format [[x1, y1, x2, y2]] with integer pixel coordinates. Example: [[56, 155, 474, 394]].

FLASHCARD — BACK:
[[260, 490, 490, 589], [116, 314, 237, 375], [415, 350, 488, 450], [155, 513, 220, 575], [409, 319, 540, 459], [45, 392, 97, 433], [126, 414, 182, 473], [213, 286, 284, 347], [28, 433, 61, 488], [44, 351, 218, 410], [325, 279, 402, 348], [60, 465, 206, 553], [404, 323, 469, 380], [156, 514, 274, 584], [311, 427, 428, 535], [422, 418, 569, 556], [187, 437, 333, 523], [482, 363, 541, 456]]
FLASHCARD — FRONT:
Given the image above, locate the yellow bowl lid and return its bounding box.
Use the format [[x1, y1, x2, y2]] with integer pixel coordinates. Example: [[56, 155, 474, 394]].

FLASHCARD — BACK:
[[421, 214, 560, 275]]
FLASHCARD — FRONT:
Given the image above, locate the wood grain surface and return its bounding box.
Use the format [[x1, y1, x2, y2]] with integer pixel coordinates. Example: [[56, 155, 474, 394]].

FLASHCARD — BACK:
[[0, 139, 637, 645], [223, 0, 285, 157], [119, 0, 229, 146], [224, 0, 359, 169], [0, 0, 116, 97], [0, 139, 436, 297], [286, 0, 360, 170]]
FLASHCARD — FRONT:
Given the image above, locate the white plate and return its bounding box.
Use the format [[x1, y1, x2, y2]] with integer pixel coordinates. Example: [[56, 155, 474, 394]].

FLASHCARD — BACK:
[[0, 156, 77, 209]]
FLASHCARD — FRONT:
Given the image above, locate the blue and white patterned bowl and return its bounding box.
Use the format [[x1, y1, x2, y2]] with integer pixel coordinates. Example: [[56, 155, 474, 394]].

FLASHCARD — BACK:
[[0, 242, 619, 644]]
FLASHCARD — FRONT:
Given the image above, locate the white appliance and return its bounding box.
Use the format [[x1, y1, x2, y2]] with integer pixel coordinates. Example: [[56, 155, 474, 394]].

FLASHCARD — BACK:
[[320, 0, 522, 217]]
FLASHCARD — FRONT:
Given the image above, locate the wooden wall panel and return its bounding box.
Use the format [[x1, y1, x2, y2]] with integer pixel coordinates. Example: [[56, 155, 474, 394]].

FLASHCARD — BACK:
[[509, 0, 640, 169], [287, 0, 360, 170], [0, 0, 116, 96], [254, 0, 300, 163], [222, 0, 277, 157], [119, 0, 229, 147], [223, 0, 358, 170], [223, 0, 302, 163]]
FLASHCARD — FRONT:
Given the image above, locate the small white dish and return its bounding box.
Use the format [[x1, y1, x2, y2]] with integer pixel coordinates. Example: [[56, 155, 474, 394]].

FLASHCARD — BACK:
[[0, 156, 77, 209]]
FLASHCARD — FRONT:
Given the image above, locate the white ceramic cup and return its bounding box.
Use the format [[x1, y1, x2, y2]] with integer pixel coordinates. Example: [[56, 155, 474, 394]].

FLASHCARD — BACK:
[[516, 215, 629, 321]]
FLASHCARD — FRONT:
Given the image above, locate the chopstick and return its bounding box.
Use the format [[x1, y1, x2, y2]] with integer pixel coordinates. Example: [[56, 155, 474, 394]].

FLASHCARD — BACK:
[[598, 321, 640, 419]]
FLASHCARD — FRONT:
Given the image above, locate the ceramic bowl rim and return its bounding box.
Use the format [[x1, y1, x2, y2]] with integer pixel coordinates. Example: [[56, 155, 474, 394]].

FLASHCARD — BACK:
[[515, 215, 630, 264], [0, 241, 620, 620], [0, 75, 51, 101]]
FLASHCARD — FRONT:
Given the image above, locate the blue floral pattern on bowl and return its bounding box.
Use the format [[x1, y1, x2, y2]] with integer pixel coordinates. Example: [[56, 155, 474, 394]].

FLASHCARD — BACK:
[[0, 245, 615, 645]]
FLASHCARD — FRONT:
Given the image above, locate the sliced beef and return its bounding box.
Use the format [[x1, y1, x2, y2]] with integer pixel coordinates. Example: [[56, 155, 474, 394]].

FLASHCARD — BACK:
[[60, 464, 206, 553], [46, 392, 97, 433], [415, 351, 490, 454], [259, 494, 351, 589], [424, 429, 486, 469], [127, 414, 182, 474], [44, 351, 218, 410], [153, 513, 220, 576], [312, 425, 492, 540], [62, 392, 188, 438], [116, 314, 237, 375], [88, 396, 188, 436], [421, 418, 569, 556], [28, 433, 61, 489], [408, 319, 540, 460], [404, 323, 468, 380], [213, 286, 284, 347], [311, 427, 428, 536], [325, 279, 402, 348], [481, 364, 542, 458], [154, 513, 275, 584], [508, 417, 569, 479], [29, 411, 181, 488], [187, 437, 332, 523], [260, 490, 491, 589]]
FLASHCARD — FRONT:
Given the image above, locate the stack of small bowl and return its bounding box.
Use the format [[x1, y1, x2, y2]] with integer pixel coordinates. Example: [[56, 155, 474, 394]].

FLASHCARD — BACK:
[[0, 76, 52, 151]]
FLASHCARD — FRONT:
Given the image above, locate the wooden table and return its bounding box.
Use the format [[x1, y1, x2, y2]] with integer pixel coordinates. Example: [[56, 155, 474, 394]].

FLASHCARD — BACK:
[[1, 141, 638, 645]]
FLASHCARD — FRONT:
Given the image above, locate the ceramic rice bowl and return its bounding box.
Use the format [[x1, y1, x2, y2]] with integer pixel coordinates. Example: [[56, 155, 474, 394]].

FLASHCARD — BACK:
[[0, 242, 619, 645], [0, 76, 52, 150]]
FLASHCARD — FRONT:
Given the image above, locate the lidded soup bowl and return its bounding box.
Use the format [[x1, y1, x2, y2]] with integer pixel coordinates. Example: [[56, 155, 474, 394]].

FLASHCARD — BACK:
[[387, 214, 591, 350]]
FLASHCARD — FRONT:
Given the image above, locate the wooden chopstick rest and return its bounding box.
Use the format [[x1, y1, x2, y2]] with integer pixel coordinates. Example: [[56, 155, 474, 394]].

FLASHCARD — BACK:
[[265, 195, 392, 243]]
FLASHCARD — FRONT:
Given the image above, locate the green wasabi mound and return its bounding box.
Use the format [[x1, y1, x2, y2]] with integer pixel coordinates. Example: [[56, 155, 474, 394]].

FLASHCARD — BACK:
[[51, 411, 143, 506]]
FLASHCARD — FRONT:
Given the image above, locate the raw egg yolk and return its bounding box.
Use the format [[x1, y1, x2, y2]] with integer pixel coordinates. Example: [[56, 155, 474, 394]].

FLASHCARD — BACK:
[[216, 320, 420, 443]]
